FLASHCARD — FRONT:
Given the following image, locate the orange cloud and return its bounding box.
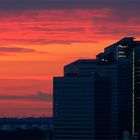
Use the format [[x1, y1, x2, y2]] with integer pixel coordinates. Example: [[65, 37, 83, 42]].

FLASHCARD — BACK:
[[0, 5, 139, 117]]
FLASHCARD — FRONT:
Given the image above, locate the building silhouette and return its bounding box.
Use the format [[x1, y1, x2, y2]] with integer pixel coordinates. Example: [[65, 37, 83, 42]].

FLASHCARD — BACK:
[[53, 37, 140, 140]]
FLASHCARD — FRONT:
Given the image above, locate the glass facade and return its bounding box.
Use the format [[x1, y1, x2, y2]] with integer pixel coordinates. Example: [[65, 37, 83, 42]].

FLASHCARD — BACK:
[[53, 37, 140, 140]]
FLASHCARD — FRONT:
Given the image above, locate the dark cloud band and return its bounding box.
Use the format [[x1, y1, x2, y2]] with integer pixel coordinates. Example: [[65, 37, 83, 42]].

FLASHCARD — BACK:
[[0, 0, 139, 10], [0, 92, 52, 102]]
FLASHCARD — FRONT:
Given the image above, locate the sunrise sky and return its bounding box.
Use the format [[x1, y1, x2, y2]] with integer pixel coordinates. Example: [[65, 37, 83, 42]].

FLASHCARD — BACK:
[[0, 0, 139, 117]]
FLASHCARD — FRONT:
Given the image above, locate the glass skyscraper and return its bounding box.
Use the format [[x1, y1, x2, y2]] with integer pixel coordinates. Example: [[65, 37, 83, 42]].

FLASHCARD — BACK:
[[53, 37, 140, 140]]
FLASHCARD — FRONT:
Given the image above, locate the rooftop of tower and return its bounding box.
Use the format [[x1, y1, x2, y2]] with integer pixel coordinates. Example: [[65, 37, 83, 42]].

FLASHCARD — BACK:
[[64, 37, 140, 77]]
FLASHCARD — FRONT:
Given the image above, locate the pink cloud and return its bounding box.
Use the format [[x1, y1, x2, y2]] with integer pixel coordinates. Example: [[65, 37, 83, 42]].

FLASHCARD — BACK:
[[0, 8, 139, 45]]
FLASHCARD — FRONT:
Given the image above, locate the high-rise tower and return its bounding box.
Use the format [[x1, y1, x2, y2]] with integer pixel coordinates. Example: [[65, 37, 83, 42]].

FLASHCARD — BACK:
[[53, 37, 140, 139]]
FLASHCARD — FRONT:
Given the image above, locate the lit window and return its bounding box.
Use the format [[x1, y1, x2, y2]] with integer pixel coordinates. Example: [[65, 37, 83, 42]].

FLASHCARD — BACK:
[[119, 45, 128, 48]]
